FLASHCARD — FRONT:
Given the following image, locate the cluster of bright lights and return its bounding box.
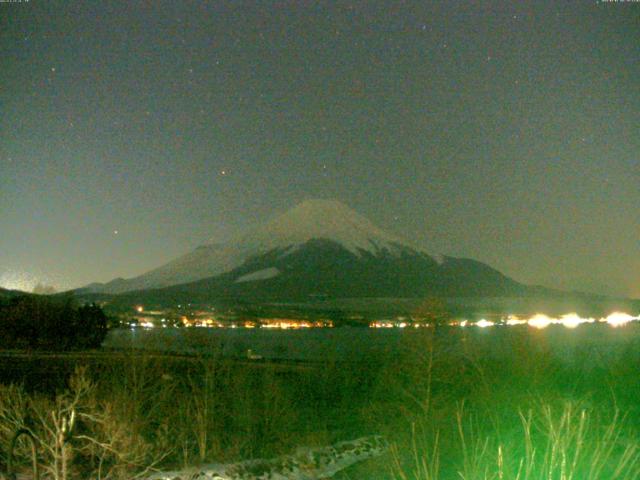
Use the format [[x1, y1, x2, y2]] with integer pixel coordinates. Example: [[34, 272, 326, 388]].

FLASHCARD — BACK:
[[261, 320, 332, 329], [475, 319, 495, 328], [370, 321, 426, 328], [463, 312, 640, 329], [604, 312, 638, 327]]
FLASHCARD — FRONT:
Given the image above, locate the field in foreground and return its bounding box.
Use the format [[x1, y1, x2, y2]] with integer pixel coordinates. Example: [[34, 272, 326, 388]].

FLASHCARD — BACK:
[[2, 326, 640, 479]]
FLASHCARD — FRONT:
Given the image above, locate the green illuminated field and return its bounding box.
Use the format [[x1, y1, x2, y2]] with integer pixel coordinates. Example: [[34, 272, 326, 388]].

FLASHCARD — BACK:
[[2, 327, 640, 479]]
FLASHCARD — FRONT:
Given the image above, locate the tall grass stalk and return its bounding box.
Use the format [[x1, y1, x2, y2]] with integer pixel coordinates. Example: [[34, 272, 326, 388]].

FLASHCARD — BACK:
[[391, 402, 640, 480]]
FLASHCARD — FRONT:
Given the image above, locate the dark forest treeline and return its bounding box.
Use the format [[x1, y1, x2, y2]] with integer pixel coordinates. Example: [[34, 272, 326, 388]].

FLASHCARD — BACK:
[[0, 294, 107, 349]]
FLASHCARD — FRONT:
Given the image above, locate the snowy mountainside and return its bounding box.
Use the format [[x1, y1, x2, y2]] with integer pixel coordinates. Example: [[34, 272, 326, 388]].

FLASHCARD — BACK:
[[115, 238, 525, 303], [83, 199, 437, 294], [234, 199, 414, 256]]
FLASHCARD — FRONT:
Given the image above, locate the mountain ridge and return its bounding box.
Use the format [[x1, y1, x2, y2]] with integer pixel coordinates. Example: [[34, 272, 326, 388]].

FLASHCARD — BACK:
[[151, 238, 525, 301], [82, 199, 439, 294], [79, 199, 576, 303]]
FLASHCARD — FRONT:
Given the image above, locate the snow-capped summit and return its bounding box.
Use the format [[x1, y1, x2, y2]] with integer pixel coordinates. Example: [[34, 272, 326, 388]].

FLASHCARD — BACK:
[[233, 199, 415, 257]]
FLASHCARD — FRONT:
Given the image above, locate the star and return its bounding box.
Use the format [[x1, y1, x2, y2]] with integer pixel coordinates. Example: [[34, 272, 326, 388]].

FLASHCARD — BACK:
[[113, 230, 119, 235]]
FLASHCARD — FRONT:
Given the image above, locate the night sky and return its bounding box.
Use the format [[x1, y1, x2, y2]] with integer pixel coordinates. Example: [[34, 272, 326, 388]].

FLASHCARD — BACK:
[[1, 1, 638, 297]]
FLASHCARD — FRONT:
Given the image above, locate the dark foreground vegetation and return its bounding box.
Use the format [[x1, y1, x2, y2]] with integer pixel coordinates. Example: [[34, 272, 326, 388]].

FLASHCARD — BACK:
[[0, 295, 108, 350], [1, 328, 640, 479]]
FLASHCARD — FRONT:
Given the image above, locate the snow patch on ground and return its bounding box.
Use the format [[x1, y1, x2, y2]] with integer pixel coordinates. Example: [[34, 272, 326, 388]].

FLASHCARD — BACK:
[[235, 267, 280, 283]]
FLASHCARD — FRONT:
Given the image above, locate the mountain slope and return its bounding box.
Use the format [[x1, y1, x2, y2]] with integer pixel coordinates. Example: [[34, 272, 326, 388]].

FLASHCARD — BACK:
[[84, 199, 532, 302], [84, 199, 437, 294], [112, 238, 526, 304]]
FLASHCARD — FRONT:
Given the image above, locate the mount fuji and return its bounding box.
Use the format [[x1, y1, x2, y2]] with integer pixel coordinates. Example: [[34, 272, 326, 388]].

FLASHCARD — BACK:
[[83, 199, 526, 300]]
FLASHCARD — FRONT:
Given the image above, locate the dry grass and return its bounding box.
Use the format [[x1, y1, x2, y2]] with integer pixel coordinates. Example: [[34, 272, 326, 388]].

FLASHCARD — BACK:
[[379, 328, 640, 480], [388, 401, 640, 480], [1, 328, 640, 480]]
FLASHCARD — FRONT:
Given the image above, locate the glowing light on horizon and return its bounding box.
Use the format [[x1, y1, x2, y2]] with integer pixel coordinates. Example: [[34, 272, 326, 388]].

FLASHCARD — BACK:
[[0, 269, 66, 293], [560, 313, 594, 329], [445, 312, 640, 331], [475, 319, 494, 328], [528, 314, 552, 329], [0, 270, 38, 292], [604, 312, 638, 327]]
